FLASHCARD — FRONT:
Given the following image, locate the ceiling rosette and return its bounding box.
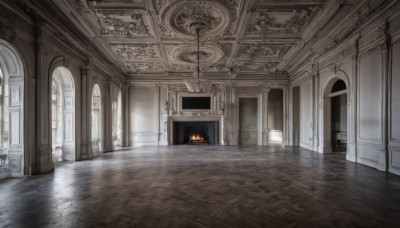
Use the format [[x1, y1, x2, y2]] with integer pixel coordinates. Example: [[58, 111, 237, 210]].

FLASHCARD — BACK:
[[172, 43, 225, 65], [159, 0, 234, 38]]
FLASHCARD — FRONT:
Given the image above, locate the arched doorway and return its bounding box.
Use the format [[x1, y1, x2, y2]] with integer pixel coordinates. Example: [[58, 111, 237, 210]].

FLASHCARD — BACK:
[[92, 84, 102, 155], [0, 40, 25, 176], [112, 91, 122, 149], [322, 78, 348, 153], [51, 66, 75, 162]]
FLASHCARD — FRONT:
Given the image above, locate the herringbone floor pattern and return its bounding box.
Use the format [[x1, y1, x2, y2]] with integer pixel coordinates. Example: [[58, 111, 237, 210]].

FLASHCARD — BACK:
[[1, 146, 400, 227]]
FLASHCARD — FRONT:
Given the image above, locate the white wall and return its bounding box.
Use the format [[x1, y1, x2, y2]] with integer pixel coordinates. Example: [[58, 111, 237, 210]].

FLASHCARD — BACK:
[[129, 86, 158, 146], [389, 42, 400, 175], [300, 78, 313, 150], [238, 98, 258, 145], [357, 49, 386, 171]]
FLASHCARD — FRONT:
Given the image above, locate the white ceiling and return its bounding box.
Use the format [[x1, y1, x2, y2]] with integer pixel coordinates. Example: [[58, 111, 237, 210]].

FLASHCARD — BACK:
[[58, 0, 330, 78]]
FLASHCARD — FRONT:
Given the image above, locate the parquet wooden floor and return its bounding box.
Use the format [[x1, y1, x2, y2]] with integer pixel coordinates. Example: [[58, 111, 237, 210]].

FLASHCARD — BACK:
[[1, 146, 400, 227]]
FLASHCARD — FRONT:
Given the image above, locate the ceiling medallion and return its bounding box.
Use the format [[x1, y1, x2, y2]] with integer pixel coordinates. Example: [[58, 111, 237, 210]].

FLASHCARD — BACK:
[[160, 0, 233, 38], [173, 43, 224, 65]]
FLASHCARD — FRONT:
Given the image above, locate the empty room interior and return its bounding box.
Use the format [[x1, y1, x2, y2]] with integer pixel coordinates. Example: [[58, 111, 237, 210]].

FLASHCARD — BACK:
[[1, 0, 400, 227]]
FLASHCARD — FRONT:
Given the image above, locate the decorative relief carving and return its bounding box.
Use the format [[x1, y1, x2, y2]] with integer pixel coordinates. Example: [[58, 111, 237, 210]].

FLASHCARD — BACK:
[[232, 60, 280, 72], [71, 0, 316, 75], [172, 44, 225, 65], [202, 64, 229, 72], [169, 63, 193, 71], [159, 0, 235, 38], [247, 8, 318, 34], [95, 10, 150, 36], [126, 62, 164, 73], [110, 44, 161, 60], [184, 79, 213, 93], [236, 44, 290, 58]]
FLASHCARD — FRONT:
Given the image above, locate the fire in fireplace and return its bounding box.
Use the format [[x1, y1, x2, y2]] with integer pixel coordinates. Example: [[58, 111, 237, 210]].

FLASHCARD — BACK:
[[188, 132, 207, 144], [173, 121, 219, 145]]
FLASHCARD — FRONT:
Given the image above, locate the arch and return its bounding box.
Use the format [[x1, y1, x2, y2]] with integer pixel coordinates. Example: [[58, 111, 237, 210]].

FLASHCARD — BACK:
[[0, 39, 25, 176], [51, 66, 76, 162], [321, 70, 350, 155], [322, 70, 350, 97], [91, 84, 102, 155]]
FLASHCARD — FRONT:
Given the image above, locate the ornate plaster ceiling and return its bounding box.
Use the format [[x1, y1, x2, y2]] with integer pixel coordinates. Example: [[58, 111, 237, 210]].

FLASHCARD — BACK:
[[65, 0, 329, 78]]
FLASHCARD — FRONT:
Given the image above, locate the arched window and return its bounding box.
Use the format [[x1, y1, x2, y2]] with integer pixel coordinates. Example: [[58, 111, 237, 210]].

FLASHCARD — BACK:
[[0, 66, 8, 155], [92, 84, 102, 154], [112, 90, 122, 149], [0, 40, 25, 176], [51, 66, 75, 162]]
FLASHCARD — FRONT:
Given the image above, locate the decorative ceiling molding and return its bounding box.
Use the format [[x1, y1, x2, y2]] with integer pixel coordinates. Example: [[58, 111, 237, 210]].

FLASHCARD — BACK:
[[95, 10, 152, 36], [172, 43, 225, 65], [110, 44, 161, 60], [126, 61, 164, 73], [232, 60, 280, 72], [49, 0, 340, 78], [236, 44, 291, 58], [158, 0, 237, 38], [247, 8, 318, 34]]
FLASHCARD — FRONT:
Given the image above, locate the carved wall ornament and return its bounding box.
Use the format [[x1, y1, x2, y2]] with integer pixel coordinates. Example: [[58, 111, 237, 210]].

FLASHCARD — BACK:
[[111, 44, 161, 60], [96, 10, 150, 36], [159, 0, 235, 38], [184, 79, 213, 93], [248, 8, 318, 34]]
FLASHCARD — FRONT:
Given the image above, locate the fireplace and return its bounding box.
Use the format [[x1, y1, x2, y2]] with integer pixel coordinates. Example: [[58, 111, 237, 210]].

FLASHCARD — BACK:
[[173, 121, 219, 145], [187, 130, 208, 144]]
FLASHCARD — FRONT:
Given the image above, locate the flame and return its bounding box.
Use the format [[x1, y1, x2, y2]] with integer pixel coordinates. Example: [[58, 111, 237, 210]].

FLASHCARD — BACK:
[[190, 133, 204, 141]]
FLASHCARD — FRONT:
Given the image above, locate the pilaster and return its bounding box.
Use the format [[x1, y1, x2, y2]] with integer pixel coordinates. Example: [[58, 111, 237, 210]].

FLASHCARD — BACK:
[[312, 67, 319, 152], [103, 80, 114, 152], [263, 87, 270, 145], [282, 87, 289, 146], [347, 52, 358, 162], [121, 84, 130, 147], [34, 22, 54, 173], [79, 63, 93, 160]]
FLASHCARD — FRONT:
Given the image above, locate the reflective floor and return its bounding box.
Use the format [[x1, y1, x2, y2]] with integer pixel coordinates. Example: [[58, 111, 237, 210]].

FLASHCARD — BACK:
[[1, 146, 400, 227]]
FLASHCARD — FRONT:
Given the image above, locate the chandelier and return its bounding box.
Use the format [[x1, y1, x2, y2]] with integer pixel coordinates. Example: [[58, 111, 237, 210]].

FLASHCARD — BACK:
[[184, 22, 212, 93]]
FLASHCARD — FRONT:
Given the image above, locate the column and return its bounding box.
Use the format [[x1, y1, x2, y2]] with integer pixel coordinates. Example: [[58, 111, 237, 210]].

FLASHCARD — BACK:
[[103, 80, 114, 152], [121, 84, 129, 147], [282, 87, 289, 146], [79, 64, 92, 160], [348, 52, 358, 162], [155, 84, 160, 145], [230, 83, 237, 145], [35, 24, 54, 173], [312, 71, 319, 152], [380, 31, 390, 172], [263, 87, 270, 145]]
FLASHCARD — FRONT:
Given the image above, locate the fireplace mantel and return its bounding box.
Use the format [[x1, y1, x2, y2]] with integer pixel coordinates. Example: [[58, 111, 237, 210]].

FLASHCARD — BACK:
[[167, 115, 224, 145]]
